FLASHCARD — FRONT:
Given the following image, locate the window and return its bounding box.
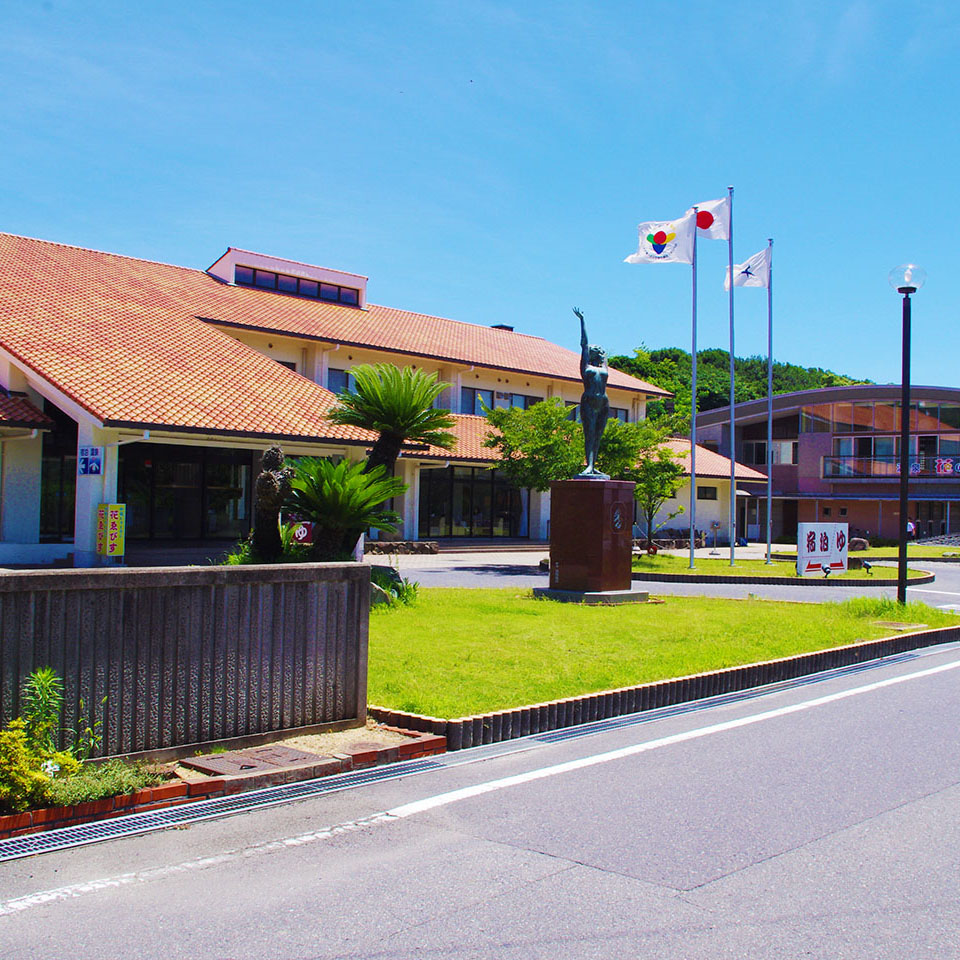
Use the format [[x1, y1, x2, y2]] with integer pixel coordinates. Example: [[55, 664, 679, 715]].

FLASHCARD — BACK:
[[839, 507, 848, 517], [800, 404, 831, 432], [823, 507, 832, 517], [697, 486, 718, 500], [461, 387, 493, 416], [328, 368, 348, 394], [278, 360, 297, 372], [509, 394, 543, 410], [235, 266, 360, 305], [610, 407, 628, 422]]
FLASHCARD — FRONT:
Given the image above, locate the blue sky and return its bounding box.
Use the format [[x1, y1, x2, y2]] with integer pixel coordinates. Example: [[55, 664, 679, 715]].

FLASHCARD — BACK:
[[3, 1, 958, 387]]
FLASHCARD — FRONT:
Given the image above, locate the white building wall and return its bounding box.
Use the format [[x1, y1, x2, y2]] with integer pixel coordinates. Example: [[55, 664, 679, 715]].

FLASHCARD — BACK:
[[0, 434, 42, 543], [651, 478, 733, 543]]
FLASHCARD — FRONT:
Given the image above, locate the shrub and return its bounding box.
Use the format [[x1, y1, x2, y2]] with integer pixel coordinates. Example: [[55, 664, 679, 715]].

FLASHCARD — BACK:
[[46, 760, 163, 808], [0, 719, 78, 813]]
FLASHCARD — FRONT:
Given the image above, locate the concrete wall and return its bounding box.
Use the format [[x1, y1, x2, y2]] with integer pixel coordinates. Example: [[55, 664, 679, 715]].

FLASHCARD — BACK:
[[0, 563, 369, 758]]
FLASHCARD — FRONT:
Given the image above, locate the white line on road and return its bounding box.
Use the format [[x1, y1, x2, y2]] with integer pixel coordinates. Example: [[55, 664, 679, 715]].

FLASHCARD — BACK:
[[909, 588, 960, 597], [4, 655, 960, 918]]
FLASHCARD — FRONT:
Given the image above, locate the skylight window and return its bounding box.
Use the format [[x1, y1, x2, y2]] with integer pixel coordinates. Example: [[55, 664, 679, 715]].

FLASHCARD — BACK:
[[235, 265, 360, 306]]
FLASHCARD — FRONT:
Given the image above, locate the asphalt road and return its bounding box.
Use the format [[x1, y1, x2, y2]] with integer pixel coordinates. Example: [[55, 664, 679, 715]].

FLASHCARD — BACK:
[[3, 640, 960, 959], [392, 551, 960, 607]]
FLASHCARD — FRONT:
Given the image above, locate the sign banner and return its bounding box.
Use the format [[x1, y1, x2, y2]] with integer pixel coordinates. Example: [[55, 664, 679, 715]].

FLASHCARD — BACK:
[[96, 503, 126, 557], [78, 446, 103, 476], [290, 521, 313, 545], [797, 522, 847, 576]]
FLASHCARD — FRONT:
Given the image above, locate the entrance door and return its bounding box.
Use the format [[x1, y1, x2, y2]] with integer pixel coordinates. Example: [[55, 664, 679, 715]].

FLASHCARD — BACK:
[[916, 502, 945, 538]]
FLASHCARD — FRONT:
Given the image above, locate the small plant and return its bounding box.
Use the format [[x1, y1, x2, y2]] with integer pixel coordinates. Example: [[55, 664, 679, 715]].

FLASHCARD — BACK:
[[70, 696, 106, 761], [20, 666, 64, 753], [0, 719, 78, 813]]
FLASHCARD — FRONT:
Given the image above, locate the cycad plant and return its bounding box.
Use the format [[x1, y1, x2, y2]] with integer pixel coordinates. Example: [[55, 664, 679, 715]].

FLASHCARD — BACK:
[[326, 364, 457, 474], [285, 458, 406, 560]]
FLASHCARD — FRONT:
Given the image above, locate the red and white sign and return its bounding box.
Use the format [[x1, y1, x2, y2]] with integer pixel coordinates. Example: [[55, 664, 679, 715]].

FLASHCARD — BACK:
[[797, 522, 848, 576], [290, 521, 313, 544]]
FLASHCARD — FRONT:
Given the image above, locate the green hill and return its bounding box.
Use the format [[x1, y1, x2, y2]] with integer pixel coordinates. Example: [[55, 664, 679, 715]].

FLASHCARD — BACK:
[[609, 346, 870, 417]]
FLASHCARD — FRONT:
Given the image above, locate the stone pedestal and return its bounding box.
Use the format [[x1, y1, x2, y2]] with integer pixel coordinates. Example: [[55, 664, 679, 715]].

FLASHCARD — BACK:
[[547, 478, 635, 592]]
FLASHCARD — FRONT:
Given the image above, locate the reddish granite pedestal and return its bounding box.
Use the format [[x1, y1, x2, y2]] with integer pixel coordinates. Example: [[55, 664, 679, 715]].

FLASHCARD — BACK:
[[546, 478, 635, 592]]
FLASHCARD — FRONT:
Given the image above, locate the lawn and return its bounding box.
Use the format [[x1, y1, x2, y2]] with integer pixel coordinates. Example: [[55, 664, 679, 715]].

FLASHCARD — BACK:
[[368, 589, 959, 718], [632, 554, 928, 579], [774, 545, 960, 559]]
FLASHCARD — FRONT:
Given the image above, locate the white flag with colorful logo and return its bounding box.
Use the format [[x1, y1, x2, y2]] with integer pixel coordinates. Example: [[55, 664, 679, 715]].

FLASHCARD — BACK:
[[724, 247, 771, 290], [685, 197, 730, 240], [624, 212, 696, 264]]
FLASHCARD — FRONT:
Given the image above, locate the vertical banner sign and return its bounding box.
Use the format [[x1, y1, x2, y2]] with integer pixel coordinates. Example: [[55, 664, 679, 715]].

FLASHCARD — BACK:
[[96, 503, 126, 557], [796, 522, 848, 576], [77, 446, 103, 476]]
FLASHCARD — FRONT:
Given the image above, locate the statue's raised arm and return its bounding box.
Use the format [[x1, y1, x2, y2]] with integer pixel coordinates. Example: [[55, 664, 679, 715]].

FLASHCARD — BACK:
[[574, 307, 588, 378]]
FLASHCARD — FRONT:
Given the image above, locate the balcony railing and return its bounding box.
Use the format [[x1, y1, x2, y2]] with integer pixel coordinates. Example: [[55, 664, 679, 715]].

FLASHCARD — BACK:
[[823, 455, 960, 479]]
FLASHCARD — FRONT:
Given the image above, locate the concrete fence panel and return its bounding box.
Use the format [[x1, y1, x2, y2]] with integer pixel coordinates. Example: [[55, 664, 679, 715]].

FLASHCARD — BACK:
[[0, 563, 369, 758]]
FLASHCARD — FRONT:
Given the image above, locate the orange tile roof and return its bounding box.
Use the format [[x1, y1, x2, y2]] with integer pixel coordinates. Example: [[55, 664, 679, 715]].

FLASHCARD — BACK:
[[665, 439, 767, 481], [0, 394, 53, 428]]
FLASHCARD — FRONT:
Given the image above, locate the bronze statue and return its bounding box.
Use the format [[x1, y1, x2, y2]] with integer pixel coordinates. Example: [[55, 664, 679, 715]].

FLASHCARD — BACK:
[[573, 307, 610, 479]]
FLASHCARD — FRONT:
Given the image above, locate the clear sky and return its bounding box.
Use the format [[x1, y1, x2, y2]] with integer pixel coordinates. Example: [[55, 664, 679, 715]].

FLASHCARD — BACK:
[[4, 1, 957, 387]]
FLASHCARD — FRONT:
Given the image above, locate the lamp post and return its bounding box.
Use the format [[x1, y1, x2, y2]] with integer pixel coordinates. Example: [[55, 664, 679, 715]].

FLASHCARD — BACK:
[[889, 264, 926, 605]]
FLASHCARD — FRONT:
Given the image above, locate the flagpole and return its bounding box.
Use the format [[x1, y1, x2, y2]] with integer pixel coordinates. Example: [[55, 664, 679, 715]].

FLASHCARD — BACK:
[[689, 208, 698, 570], [727, 185, 736, 565], [765, 238, 774, 564]]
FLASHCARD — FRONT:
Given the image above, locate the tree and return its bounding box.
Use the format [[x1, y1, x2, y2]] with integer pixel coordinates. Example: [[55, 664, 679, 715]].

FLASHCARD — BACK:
[[326, 364, 457, 474], [483, 398, 583, 491], [628, 436, 686, 539], [484, 402, 686, 537], [284, 458, 405, 560]]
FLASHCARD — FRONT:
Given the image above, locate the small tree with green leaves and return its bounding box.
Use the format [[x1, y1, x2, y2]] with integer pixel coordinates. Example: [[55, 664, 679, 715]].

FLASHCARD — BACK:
[[483, 398, 584, 491], [326, 364, 457, 475]]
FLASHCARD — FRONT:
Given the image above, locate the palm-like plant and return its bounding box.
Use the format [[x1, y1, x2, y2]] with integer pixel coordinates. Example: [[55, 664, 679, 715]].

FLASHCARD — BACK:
[[285, 458, 406, 560], [326, 364, 457, 474]]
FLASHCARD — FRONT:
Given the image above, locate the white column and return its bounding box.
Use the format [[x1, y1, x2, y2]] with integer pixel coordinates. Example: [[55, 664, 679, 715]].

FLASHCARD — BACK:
[[73, 424, 119, 567], [401, 460, 420, 540], [528, 488, 551, 540]]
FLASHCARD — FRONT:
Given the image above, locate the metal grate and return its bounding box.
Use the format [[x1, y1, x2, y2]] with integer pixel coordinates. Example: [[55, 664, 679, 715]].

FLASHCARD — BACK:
[[0, 758, 443, 862]]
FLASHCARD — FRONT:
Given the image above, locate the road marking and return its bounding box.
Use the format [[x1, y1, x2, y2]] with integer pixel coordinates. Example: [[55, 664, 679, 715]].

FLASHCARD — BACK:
[[4, 655, 960, 918], [909, 588, 960, 598]]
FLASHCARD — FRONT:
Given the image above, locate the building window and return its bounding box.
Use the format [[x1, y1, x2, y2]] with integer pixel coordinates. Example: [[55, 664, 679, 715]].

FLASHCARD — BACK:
[[235, 266, 360, 306], [839, 507, 848, 517], [461, 387, 493, 416], [697, 486, 718, 500], [278, 360, 297, 372], [328, 368, 349, 394], [610, 407, 628, 422]]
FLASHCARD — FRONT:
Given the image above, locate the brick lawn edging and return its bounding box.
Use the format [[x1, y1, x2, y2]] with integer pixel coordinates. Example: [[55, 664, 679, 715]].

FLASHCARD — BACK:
[[0, 727, 445, 841], [370, 625, 960, 750], [631, 570, 936, 586]]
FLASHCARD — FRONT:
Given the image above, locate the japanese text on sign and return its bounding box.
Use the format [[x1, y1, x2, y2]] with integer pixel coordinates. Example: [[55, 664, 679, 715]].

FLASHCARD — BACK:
[[96, 503, 126, 557], [797, 522, 848, 576]]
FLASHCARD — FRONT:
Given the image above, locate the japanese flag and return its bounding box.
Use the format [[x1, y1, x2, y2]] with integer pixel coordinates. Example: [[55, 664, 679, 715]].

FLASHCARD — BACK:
[[624, 212, 696, 264], [724, 247, 771, 290], [685, 197, 730, 240]]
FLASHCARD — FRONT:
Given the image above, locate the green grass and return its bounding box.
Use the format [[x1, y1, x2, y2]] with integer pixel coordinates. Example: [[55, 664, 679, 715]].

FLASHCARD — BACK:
[[368, 589, 959, 718], [632, 554, 928, 579], [775, 544, 959, 559]]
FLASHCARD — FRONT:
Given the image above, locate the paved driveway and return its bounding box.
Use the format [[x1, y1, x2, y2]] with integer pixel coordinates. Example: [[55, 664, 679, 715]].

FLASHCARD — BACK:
[[375, 549, 960, 606]]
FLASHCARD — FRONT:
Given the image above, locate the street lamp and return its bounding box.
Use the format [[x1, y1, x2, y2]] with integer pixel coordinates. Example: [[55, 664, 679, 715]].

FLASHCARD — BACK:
[[888, 264, 926, 604]]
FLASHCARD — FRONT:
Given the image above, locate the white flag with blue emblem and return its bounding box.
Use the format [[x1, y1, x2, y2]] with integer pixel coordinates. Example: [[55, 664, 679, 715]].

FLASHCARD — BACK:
[[624, 212, 696, 264], [724, 247, 770, 289]]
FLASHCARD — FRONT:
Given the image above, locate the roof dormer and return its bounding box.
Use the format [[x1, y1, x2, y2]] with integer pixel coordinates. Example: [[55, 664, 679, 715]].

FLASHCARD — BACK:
[[206, 248, 368, 308]]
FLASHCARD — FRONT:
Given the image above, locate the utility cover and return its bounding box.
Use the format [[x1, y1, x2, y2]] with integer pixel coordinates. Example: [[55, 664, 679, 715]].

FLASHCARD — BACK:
[[182, 745, 324, 776]]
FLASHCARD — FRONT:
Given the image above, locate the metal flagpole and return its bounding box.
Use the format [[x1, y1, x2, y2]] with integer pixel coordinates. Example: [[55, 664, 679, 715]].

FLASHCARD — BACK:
[[689, 208, 699, 570], [727, 185, 736, 565], [765, 239, 774, 564]]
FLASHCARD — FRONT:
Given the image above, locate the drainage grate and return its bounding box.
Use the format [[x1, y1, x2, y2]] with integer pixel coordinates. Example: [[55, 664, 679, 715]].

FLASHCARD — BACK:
[[0, 645, 943, 862], [533, 651, 920, 744], [0, 758, 443, 862]]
